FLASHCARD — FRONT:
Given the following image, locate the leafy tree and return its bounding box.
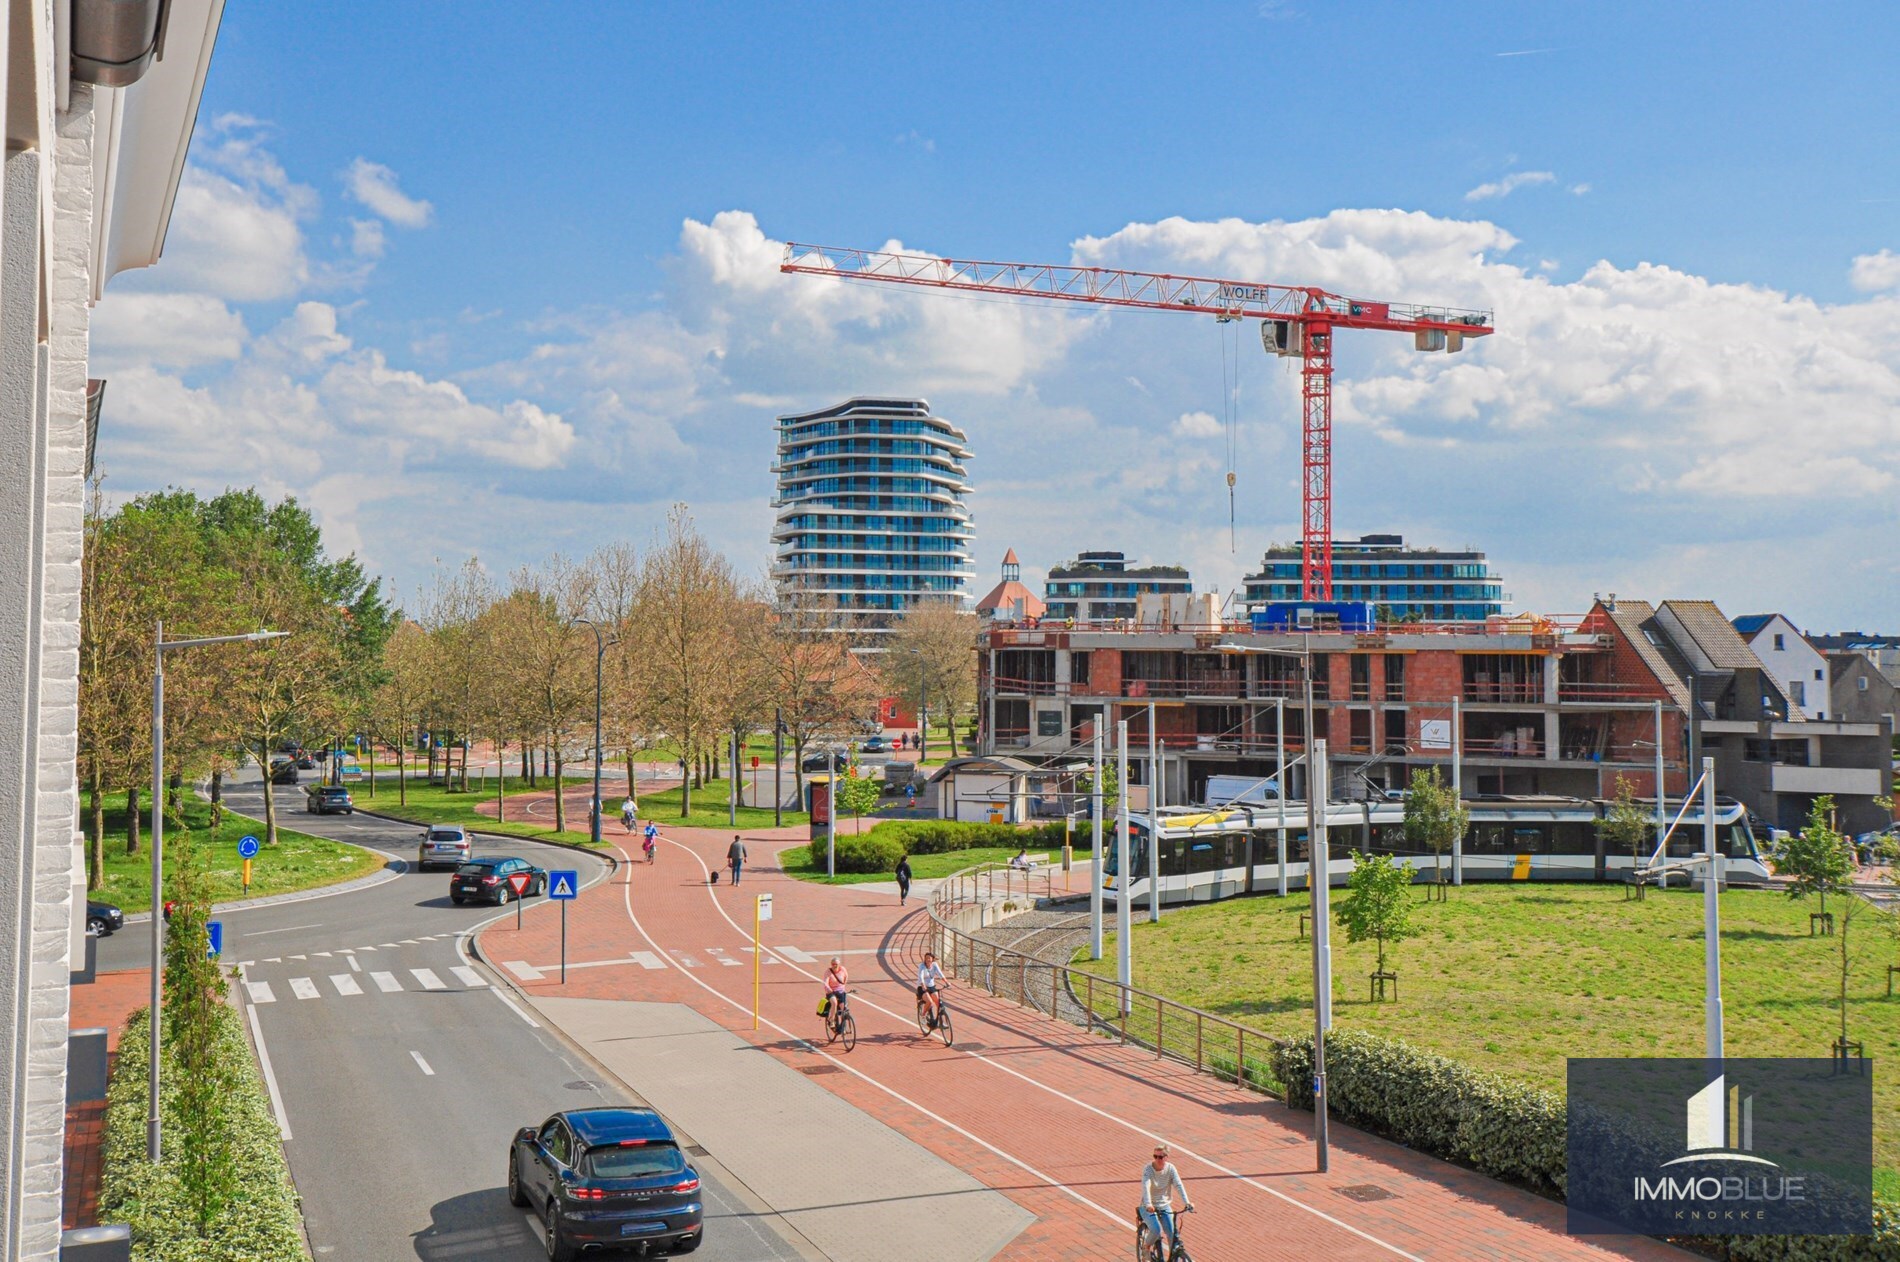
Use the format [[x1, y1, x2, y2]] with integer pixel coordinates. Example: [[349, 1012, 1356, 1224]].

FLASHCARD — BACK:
[[1768, 795, 1857, 923], [369, 621, 432, 805], [1595, 775, 1655, 899], [885, 601, 977, 758], [1077, 759, 1119, 813], [1402, 767, 1468, 889], [835, 767, 883, 829], [750, 593, 879, 800], [1338, 852, 1416, 989]]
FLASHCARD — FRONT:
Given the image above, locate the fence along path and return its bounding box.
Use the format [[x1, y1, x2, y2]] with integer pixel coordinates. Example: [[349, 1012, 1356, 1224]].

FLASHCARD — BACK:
[[925, 862, 1292, 1094]]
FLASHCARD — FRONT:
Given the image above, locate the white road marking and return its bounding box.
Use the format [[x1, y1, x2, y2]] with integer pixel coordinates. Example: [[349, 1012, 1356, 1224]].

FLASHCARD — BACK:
[[776, 946, 817, 963], [370, 971, 402, 993], [347, 955, 362, 973], [410, 968, 446, 991], [289, 977, 320, 1001], [313, 951, 332, 958], [329, 974, 362, 997], [249, 923, 323, 937], [358, 945, 377, 952], [288, 955, 306, 961], [455, 921, 540, 1030], [672, 954, 702, 968], [409, 1050, 435, 1076], [264, 957, 280, 963], [631, 951, 666, 970], [246, 1005, 292, 1141], [707, 948, 742, 967], [504, 960, 544, 981], [399, 939, 418, 945], [245, 981, 276, 1004], [450, 966, 487, 988], [235, 960, 254, 969]]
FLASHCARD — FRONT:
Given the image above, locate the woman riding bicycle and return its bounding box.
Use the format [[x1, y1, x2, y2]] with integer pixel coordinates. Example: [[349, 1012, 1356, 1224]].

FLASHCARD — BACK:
[[1139, 1144, 1192, 1260], [916, 952, 946, 1028], [822, 958, 850, 1030]]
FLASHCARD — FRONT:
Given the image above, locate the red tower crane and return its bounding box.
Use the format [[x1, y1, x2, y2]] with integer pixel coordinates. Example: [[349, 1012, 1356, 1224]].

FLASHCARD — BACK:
[[780, 242, 1494, 602]]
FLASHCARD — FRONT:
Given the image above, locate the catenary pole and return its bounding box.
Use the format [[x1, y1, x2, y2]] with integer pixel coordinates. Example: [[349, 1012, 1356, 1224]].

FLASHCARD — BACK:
[[826, 747, 837, 879], [1451, 695, 1464, 885], [1089, 729, 1104, 960], [1148, 700, 1160, 923], [1702, 756, 1723, 1059], [1310, 737, 1332, 1172], [1116, 718, 1131, 1007], [1276, 699, 1288, 897], [773, 707, 783, 828], [1654, 700, 1667, 844]]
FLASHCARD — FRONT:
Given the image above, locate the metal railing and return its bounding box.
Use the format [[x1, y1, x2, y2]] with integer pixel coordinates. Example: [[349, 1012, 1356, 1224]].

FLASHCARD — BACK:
[[925, 862, 1291, 1094]]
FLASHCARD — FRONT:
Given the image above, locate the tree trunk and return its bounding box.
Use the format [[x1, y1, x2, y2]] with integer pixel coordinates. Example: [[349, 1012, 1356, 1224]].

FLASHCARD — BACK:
[[125, 785, 140, 856], [497, 748, 506, 822], [1839, 918, 1850, 1051], [397, 745, 407, 806], [553, 752, 567, 833], [259, 745, 280, 847], [521, 736, 532, 788], [680, 745, 693, 817], [366, 741, 376, 799], [459, 736, 471, 792], [625, 751, 638, 807], [87, 759, 104, 889]]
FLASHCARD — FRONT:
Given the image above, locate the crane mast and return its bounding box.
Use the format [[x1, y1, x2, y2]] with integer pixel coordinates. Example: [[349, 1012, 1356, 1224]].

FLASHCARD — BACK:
[[780, 242, 1494, 601]]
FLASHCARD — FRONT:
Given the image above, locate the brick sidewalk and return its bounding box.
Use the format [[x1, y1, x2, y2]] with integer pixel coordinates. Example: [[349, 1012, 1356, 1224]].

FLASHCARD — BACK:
[[64, 969, 149, 1229], [477, 828, 1689, 1262]]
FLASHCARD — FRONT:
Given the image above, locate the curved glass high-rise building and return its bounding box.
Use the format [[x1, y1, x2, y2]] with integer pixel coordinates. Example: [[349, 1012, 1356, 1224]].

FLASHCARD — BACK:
[[771, 398, 974, 631]]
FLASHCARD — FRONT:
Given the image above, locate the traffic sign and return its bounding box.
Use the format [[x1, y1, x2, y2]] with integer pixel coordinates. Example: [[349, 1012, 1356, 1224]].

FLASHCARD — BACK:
[[548, 870, 579, 900], [506, 871, 532, 898], [237, 834, 260, 859], [757, 893, 773, 921], [207, 921, 223, 957], [751, 755, 760, 770]]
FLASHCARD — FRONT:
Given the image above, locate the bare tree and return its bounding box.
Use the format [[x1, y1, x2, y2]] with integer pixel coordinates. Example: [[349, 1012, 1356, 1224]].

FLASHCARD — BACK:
[[884, 601, 978, 758], [636, 507, 741, 818], [418, 559, 495, 793], [502, 558, 598, 832]]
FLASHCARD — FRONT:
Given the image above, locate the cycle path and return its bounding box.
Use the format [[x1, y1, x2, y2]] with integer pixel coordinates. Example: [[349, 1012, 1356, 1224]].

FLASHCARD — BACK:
[[475, 826, 1691, 1262]]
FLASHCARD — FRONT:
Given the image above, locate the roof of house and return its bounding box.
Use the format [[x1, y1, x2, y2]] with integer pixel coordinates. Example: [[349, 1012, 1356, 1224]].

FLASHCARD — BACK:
[[1002, 547, 1019, 565], [975, 579, 1045, 620], [1658, 600, 1763, 671], [1592, 599, 1693, 711], [1730, 613, 1777, 636]]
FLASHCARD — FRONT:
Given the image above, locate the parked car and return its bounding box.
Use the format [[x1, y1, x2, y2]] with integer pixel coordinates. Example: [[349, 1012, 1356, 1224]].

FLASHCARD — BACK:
[[269, 759, 299, 785], [800, 746, 848, 773], [293, 754, 317, 770], [508, 1108, 703, 1258], [450, 856, 546, 905], [859, 735, 889, 754], [306, 785, 354, 815], [416, 825, 472, 871], [85, 900, 124, 937]]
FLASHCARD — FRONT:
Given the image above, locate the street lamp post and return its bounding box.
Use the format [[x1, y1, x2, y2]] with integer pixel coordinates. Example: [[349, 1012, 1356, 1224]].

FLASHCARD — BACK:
[[1310, 738, 1332, 1172], [150, 622, 288, 1162], [572, 619, 615, 847]]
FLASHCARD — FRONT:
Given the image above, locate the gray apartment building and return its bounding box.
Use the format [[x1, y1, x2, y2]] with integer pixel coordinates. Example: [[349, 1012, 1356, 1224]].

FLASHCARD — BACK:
[[1043, 551, 1192, 623], [1243, 533, 1506, 622]]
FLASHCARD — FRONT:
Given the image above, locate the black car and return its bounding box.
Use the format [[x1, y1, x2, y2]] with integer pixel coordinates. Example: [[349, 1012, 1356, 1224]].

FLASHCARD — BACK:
[[293, 754, 317, 770], [85, 901, 124, 937], [269, 759, 299, 785], [800, 747, 847, 773], [450, 856, 546, 905], [306, 785, 354, 814], [509, 1108, 703, 1258]]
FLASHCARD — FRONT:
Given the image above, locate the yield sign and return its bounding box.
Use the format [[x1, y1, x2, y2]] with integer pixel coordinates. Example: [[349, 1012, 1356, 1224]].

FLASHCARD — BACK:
[[506, 871, 533, 897]]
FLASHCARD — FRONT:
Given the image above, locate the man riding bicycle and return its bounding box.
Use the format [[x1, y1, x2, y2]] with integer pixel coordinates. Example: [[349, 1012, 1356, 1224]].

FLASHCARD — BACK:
[[916, 952, 946, 1027], [642, 820, 658, 862], [822, 958, 850, 1031], [1139, 1144, 1192, 1260]]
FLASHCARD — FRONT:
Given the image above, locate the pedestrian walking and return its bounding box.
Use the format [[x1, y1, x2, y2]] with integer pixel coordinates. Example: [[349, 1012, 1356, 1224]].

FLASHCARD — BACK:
[[727, 834, 746, 886], [895, 853, 912, 906], [621, 797, 637, 833]]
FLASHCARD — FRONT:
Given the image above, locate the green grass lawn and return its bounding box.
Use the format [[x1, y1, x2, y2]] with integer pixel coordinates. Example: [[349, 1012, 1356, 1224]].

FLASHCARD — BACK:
[[780, 844, 1042, 885], [1076, 883, 1900, 1188], [87, 796, 384, 914], [356, 772, 808, 843]]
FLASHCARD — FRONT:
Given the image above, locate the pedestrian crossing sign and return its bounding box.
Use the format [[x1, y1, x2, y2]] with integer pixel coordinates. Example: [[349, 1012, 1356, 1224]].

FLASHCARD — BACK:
[[548, 870, 578, 900]]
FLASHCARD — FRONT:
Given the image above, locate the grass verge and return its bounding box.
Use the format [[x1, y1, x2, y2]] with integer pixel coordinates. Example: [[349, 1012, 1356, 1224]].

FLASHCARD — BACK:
[[87, 797, 383, 914], [1074, 883, 1900, 1186], [358, 773, 808, 844]]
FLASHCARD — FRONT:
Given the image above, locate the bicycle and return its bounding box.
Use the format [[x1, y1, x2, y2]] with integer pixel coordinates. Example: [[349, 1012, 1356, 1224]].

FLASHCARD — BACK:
[[822, 990, 856, 1052], [1133, 1204, 1192, 1262], [915, 988, 954, 1047]]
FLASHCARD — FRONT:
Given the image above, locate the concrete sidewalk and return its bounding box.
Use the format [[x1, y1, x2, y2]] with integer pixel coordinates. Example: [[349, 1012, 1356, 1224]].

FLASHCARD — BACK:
[[532, 996, 1031, 1262]]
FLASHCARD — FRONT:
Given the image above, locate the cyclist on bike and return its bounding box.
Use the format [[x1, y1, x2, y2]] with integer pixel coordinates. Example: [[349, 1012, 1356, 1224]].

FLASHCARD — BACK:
[[1139, 1144, 1192, 1259], [916, 952, 946, 1027], [642, 819, 658, 862], [822, 958, 850, 1029]]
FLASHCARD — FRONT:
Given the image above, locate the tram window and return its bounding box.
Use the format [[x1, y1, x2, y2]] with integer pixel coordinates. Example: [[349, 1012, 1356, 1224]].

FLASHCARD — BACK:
[[1509, 826, 1547, 853], [1132, 836, 1150, 880], [1726, 823, 1756, 858], [1550, 822, 1592, 855], [1187, 839, 1219, 873], [1224, 832, 1249, 867], [1468, 824, 1512, 854], [1369, 823, 1408, 854], [1160, 838, 1188, 878]]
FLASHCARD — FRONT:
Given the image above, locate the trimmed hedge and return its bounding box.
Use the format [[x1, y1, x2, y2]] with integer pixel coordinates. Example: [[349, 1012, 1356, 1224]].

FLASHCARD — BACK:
[[1268, 1029, 1900, 1258], [99, 1006, 305, 1260], [809, 819, 1077, 873]]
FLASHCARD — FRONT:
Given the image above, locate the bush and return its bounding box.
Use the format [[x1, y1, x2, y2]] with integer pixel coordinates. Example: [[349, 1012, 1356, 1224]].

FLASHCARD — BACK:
[[807, 832, 907, 874], [862, 818, 1074, 857], [99, 1006, 305, 1260]]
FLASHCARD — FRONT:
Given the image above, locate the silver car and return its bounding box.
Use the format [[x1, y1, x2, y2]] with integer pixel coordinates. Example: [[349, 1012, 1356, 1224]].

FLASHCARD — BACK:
[[417, 825, 472, 871]]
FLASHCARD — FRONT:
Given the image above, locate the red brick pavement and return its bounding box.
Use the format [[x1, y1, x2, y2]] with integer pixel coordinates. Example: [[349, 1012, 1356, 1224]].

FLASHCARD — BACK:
[[477, 828, 1689, 1262], [64, 969, 151, 1229]]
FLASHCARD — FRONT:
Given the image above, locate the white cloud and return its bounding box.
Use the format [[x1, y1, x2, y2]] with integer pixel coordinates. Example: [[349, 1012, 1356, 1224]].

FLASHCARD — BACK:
[[89, 293, 247, 371], [344, 158, 434, 228], [1569, 183, 1592, 196], [1464, 171, 1557, 201], [1174, 410, 1222, 438], [894, 130, 936, 153], [350, 218, 387, 259], [1849, 248, 1900, 293]]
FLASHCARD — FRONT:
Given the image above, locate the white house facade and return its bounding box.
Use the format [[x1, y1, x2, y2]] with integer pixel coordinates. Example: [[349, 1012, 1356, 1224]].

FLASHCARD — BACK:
[[1733, 613, 1831, 720]]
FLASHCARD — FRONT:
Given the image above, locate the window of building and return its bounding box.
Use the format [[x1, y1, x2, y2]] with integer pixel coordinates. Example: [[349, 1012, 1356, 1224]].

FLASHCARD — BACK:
[[1814, 668, 1824, 681], [1791, 680, 1806, 707], [1383, 653, 1406, 700], [1348, 709, 1373, 754], [1773, 633, 1785, 650], [1350, 655, 1370, 700], [1383, 708, 1406, 752], [1858, 675, 1868, 692], [1071, 652, 1090, 686]]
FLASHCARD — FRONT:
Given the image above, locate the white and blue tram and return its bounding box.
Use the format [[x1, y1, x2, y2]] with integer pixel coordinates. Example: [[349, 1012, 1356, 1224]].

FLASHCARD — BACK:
[[1099, 795, 1769, 908]]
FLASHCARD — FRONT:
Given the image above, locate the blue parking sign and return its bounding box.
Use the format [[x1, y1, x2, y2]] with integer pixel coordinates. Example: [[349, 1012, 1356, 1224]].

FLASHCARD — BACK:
[[548, 871, 579, 900], [207, 921, 223, 957], [237, 835, 260, 859]]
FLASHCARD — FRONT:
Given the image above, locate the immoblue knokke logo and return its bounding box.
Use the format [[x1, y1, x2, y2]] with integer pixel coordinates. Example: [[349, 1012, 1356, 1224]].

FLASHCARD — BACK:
[[1632, 1073, 1805, 1218], [1662, 1073, 1773, 1167]]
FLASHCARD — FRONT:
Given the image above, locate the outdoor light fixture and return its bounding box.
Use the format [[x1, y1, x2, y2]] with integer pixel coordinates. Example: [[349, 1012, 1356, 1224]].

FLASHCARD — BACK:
[[71, 0, 169, 87]]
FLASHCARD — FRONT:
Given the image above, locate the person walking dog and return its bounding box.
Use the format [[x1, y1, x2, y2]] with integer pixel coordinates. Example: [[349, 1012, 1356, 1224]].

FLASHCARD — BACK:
[[895, 853, 913, 906], [727, 834, 746, 886]]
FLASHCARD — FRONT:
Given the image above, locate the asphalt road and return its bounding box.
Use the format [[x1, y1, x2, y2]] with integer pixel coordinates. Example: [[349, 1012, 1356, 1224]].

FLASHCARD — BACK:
[[99, 773, 807, 1262]]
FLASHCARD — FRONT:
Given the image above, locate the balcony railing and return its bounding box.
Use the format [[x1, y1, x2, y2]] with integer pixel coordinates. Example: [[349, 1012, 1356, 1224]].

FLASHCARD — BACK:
[[1556, 682, 1668, 703], [1462, 682, 1545, 704]]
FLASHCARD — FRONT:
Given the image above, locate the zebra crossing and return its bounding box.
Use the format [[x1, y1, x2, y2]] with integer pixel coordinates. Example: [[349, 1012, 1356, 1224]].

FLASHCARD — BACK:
[[244, 964, 491, 1005]]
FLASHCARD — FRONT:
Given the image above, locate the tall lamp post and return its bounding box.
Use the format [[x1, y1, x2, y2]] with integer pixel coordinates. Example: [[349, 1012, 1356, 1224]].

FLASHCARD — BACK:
[[150, 622, 288, 1162], [571, 618, 616, 847]]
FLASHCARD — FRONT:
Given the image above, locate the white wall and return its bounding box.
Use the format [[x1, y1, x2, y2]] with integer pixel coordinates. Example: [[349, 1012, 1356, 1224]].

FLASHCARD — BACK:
[[1744, 615, 1831, 719]]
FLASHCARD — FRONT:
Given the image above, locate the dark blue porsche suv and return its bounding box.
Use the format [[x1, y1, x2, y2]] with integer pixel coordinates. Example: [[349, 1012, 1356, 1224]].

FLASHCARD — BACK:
[[508, 1108, 703, 1258]]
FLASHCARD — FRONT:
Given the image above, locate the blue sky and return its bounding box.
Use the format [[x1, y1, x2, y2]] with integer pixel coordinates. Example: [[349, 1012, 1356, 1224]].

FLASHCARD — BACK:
[[92, 2, 1900, 628]]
